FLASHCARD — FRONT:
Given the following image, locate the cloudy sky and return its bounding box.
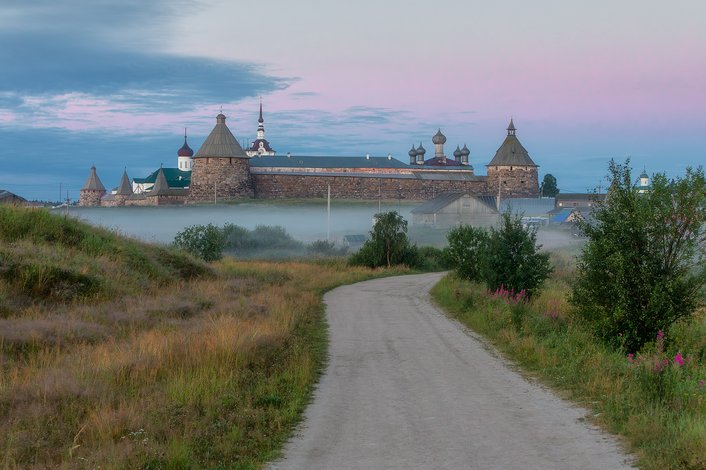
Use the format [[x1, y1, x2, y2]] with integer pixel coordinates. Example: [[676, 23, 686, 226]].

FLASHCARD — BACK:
[[1, 0, 704, 201]]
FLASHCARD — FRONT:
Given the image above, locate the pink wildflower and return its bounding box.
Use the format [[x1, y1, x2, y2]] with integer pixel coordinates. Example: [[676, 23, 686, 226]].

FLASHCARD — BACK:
[[699, 380, 705, 389], [627, 353, 634, 363], [674, 353, 684, 366], [657, 330, 664, 340]]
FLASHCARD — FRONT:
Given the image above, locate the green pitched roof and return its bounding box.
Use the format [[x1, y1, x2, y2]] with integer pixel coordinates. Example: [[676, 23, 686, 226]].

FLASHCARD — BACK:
[[133, 168, 191, 188]]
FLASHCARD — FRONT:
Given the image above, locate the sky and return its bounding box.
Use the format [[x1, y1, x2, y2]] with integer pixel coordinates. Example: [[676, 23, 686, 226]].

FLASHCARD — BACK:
[[1, 0, 704, 201]]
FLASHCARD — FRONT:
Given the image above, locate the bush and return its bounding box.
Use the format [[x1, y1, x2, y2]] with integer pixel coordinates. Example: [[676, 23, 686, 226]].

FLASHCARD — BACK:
[[173, 224, 226, 262], [416, 246, 449, 271], [308, 240, 347, 257], [570, 161, 706, 352], [222, 224, 303, 252], [443, 225, 489, 282], [482, 211, 552, 299], [349, 211, 418, 268]]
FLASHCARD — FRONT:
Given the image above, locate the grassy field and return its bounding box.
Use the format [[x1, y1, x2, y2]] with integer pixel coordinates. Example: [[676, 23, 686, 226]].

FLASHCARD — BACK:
[[0, 207, 410, 468], [431, 251, 706, 470]]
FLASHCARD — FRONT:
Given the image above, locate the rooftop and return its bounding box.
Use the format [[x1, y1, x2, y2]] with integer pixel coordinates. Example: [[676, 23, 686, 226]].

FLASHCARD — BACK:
[[487, 119, 537, 167], [249, 155, 410, 169], [194, 113, 247, 158], [133, 168, 191, 188]]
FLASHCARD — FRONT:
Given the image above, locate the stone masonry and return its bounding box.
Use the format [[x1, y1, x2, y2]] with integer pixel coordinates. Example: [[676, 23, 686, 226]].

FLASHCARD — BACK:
[[188, 157, 254, 202], [486, 166, 539, 199], [253, 173, 489, 200]]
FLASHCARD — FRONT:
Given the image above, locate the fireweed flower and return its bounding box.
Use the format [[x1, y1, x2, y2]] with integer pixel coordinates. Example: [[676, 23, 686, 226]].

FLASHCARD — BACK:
[[674, 353, 684, 366], [657, 330, 665, 340]]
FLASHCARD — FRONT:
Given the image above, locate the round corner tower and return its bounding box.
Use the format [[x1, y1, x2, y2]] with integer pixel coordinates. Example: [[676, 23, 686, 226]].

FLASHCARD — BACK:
[[486, 118, 539, 198], [188, 113, 254, 202], [79, 166, 106, 206]]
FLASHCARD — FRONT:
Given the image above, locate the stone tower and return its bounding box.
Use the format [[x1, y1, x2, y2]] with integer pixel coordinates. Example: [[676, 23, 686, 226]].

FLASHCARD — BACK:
[[486, 118, 539, 199], [79, 166, 106, 206], [113, 168, 133, 205], [188, 113, 254, 202]]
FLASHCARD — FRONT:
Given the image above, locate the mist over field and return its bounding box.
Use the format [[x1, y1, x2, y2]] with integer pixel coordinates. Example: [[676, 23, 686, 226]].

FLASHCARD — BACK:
[[64, 201, 413, 244], [61, 201, 583, 251]]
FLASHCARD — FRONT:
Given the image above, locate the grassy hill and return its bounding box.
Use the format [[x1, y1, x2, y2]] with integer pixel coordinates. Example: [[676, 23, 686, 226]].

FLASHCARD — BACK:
[[0, 206, 407, 468], [0, 206, 210, 309]]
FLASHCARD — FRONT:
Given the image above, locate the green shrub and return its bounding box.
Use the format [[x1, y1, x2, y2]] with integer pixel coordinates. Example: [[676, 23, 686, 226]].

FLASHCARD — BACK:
[[416, 246, 448, 271], [308, 240, 347, 257], [349, 211, 418, 268], [483, 210, 552, 299], [173, 224, 226, 262], [222, 224, 303, 252], [570, 161, 706, 352], [443, 225, 489, 282]]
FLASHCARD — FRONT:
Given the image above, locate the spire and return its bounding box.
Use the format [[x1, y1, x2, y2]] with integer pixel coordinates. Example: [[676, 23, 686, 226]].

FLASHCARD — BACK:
[[178, 127, 194, 157], [81, 166, 106, 191], [507, 117, 516, 136], [258, 97, 264, 124], [116, 168, 133, 196], [151, 167, 170, 195]]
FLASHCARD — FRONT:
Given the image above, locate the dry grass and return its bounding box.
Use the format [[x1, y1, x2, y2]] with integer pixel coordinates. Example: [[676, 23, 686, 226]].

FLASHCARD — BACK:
[[0, 255, 407, 468]]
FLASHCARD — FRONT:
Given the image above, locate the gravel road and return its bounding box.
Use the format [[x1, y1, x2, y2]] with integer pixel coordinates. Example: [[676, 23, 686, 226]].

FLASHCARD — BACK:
[[270, 273, 634, 470]]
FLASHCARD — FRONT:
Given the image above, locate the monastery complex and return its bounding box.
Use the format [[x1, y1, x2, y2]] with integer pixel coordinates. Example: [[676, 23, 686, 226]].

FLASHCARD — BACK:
[[78, 105, 540, 206]]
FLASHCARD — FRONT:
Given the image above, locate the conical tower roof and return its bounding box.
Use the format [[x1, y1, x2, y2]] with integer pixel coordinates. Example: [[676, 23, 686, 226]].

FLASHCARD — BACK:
[[82, 166, 106, 191], [194, 113, 247, 158], [116, 169, 133, 196], [151, 167, 170, 195], [487, 119, 537, 167]]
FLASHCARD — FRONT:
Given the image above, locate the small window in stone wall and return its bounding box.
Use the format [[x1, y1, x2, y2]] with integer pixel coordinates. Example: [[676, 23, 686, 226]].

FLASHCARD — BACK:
[[521, 180, 525, 184]]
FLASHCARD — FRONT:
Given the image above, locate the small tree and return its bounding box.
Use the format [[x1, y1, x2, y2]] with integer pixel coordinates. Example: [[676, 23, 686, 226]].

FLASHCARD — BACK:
[[541, 174, 559, 197], [349, 211, 417, 268], [444, 225, 489, 282], [483, 211, 552, 298], [570, 160, 706, 352], [173, 223, 226, 262]]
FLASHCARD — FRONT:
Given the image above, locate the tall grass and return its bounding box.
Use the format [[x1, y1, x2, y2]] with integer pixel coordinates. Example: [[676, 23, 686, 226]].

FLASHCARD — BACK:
[[432, 253, 706, 470], [0, 207, 411, 468]]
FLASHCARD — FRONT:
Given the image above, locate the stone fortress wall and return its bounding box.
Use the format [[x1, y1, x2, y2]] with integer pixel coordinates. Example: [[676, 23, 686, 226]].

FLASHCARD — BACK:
[[251, 172, 488, 200]]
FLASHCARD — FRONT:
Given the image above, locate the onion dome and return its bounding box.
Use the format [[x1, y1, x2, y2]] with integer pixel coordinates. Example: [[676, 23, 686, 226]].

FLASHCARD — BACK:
[[460, 144, 470, 157], [178, 131, 194, 157], [432, 129, 447, 145], [639, 169, 649, 179], [416, 142, 426, 156], [408, 145, 417, 158], [453, 145, 462, 159]]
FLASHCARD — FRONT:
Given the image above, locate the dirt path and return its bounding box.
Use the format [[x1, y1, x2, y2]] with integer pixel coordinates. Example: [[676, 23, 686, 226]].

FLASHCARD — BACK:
[[269, 273, 633, 469]]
